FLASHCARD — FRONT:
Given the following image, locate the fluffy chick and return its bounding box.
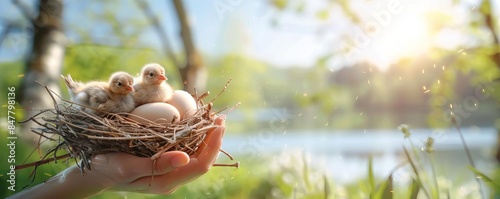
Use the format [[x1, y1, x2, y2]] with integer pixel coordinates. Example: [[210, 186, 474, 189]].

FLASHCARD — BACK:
[[62, 72, 135, 114], [133, 63, 174, 106]]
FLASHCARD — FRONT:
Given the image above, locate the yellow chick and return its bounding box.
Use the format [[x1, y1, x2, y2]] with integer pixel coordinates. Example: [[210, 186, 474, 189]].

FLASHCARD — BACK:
[[133, 63, 174, 106], [62, 72, 135, 114]]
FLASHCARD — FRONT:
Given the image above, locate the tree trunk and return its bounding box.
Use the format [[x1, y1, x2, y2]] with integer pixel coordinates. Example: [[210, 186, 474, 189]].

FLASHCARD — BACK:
[[480, 0, 500, 164], [481, 0, 500, 69], [19, 0, 65, 144], [172, 0, 207, 96]]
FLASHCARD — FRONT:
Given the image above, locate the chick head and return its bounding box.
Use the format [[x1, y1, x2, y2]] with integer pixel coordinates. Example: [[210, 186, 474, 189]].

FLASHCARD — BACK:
[[109, 72, 135, 95], [140, 63, 167, 85]]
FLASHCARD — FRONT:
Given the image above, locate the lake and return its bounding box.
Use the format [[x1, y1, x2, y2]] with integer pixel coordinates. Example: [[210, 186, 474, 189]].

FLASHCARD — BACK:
[[221, 127, 498, 185]]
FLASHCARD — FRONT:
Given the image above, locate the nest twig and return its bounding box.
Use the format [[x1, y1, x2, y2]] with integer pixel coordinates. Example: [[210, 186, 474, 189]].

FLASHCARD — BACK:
[[18, 80, 239, 175]]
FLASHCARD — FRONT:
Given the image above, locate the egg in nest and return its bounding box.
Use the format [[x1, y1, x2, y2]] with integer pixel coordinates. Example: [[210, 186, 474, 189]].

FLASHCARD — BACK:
[[128, 90, 198, 125]]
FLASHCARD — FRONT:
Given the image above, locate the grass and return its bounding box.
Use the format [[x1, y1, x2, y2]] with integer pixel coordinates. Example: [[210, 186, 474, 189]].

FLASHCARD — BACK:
[[3, 122, 500, 199], [2, 113, 499, 198]]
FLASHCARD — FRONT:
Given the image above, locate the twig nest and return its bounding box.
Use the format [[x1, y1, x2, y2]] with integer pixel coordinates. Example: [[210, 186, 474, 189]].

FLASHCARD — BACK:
[[23, 85, 222, 171], [128, 103, 180, 125]]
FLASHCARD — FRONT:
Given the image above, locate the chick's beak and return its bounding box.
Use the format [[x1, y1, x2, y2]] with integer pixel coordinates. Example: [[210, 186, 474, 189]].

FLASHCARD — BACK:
[[126, 85, 134, 92], [157, 74, 167, 81]]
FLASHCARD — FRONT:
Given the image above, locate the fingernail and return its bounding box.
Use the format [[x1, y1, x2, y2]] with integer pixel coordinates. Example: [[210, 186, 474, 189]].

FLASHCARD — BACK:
[[171, 155, 189, 168], [220, 114, 226, 125]]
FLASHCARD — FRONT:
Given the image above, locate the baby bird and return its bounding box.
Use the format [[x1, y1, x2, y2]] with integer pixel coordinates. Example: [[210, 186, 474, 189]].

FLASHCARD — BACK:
[[62, 72, 136, 115], [133, 63, 174, 106]]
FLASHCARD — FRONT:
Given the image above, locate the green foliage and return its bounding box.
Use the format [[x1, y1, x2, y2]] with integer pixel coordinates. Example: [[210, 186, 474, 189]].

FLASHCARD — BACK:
[[368, 156, 375, 195], [0, 62, 23, 100], [208, 54, 268, 110], [381, 175, 393, 199], [0, 130, 67, 198], [468, 166, 500, 192], [365, 156, 393, 199], [72, 0, 148, 46], [63, 45, 162, 80], [206, 54, 272, 132], [271, 0, 287, 10], [408, 179, 420, 199], [316, 9, 330, 20]]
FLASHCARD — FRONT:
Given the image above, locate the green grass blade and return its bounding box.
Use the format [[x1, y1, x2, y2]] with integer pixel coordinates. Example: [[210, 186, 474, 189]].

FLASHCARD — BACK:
[[374, 174, 393, 199], [409, 179, 420, 199], [429, 155, 440, 199], [383, 174, 393, 199], [323, 174, 330, 199], [468, 166, 500, 191], [403, 146, 431, 199], [368, 155, 375, 198], [302, 153, 312, 191]]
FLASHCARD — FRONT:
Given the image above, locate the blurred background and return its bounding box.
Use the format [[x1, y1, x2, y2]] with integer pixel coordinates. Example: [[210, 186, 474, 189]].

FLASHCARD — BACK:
[[1, 0, 499, 198]]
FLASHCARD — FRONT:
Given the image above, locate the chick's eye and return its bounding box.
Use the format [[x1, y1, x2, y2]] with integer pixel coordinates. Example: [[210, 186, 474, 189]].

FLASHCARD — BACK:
[[117, 82, 122, 87], [149, 72, 154, 77]]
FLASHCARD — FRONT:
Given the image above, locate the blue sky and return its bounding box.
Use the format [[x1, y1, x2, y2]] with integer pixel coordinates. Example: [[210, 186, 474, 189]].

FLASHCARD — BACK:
[[0, 0, 497, 70]]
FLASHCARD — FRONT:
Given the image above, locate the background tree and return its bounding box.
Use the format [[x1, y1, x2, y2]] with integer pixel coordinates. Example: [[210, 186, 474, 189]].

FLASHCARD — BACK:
[[17, 0, 65, 144], [137, 0, 206, 95]]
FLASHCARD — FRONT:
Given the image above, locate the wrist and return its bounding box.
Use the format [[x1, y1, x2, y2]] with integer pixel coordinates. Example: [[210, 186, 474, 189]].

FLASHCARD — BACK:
[[48, 165, 110, 198], [67, 166, 115, 197], [6, 166, 108, 199]]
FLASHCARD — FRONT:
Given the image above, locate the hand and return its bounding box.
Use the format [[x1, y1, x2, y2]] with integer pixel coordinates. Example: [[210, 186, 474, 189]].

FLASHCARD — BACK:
[[7, 115, 226, 198]]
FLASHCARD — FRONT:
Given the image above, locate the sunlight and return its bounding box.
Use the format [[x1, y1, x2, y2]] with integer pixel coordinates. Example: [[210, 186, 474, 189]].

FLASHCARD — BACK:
[[366, 4, 431, 70]]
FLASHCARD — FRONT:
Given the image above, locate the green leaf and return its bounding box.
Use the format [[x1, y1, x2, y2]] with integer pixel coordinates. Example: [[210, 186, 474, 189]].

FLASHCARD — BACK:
[[381, 174, 393, 199], [403, 146, 431, 199], [479, 0, 491, 15], [295, 2, 305, 13], [323, 175, 330, 199], [337, 0, 360, 23], [271, 0, 287, 10], [302, 153, 312, 191], [409, 179, 420, 199], [368, 155, 375, 198], [316, 10, 330, 20], [371, 173, 393, 199], [468, 166, 500, 191]]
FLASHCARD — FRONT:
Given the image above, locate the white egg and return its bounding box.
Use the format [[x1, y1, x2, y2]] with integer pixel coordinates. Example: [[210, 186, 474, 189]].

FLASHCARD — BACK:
[[128, 103, 180, 125], [168, 90, 198, 120]]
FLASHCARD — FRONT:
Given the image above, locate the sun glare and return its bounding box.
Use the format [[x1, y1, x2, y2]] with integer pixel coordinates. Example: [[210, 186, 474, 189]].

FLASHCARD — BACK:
[[366, 4, 431, 70]]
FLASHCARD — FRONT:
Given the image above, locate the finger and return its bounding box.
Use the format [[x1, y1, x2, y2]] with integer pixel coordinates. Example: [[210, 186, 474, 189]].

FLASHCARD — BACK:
[[97, 151, 189, 182], [214, 114, 226, 127], [127, 125, 225, 193], [194, 125, 225, 165], [193, 115, 226, 157], [151, 151, 190, 176], [126, 159, 208, 193]]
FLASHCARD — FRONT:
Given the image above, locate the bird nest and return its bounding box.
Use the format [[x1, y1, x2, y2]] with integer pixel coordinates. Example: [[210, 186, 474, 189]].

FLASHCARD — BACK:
[[18, 81, 238, 173]]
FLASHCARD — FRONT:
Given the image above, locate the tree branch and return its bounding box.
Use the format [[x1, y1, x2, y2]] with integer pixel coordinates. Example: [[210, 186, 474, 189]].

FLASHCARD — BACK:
[[173, 0, 196, 61], [12, 0, 35, 23], [172, 0, 205, 93], [0, 23, 13, 51], [135, 0, 180, 68]]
